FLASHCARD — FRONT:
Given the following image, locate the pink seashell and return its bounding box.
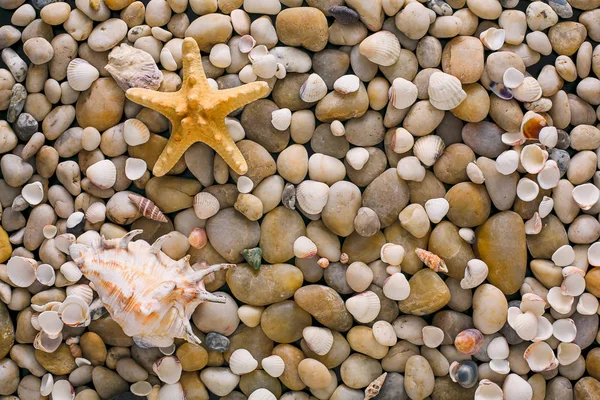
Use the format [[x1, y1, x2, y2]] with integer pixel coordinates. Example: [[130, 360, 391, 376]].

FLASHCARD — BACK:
[[128, 194, 168, 223], [454, 328, 484, 355], [415, 248, 448, 273], [188, 227, 207, 250]]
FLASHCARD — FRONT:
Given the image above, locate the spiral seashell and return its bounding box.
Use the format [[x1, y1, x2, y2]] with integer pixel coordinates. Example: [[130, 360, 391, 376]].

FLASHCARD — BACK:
[[299, 73, 328, 103], [86, 159, 117, 189], [345, 291, 381, 323], [364, 372, 387, 400], [415, 248, 448, 273], [523, 341, 559, 372], [153, 356, 183, 384], [359, 31, 401, 67], [21, 181, 44, 206], [454, 328, 484, 355], [389, 78, 418, 110], [7, 256, 38, 287], [193, 192, 220, 219], [261, 355, 285, 378], [333, 74, 360, 94], [428, 72, 467, 110], [229, 348, 258, 375], [449, 360, 478, 389], [271, 108, 292, 131], [293, 236, 318, 259], [413, 135, 446, 167], [125, 157, 147, 181], [295, 180, 329, 215], [302, 326, 333, 355], [67, 58, 99, 91], [129, 194, 168, 223], [124, 118, 151, 147], [85, 202, 106, 224]]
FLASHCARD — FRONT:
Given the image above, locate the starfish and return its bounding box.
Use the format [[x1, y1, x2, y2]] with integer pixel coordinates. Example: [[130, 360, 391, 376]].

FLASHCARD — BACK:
[[125, 37, 270, 176]]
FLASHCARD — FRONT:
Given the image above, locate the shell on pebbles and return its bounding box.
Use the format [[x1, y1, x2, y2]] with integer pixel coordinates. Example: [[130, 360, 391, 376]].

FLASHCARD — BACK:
[[229, 348, 258, 375], [125, 157, 148, 181], [346, 147, 370, 170], [271, 108, 292, 131], [413, 135, 446, 166], [422, 325, 444, 348], [382, 272, 410, 301], [86, 159, 117, 189], [7, 256, 37, 287], [333, 74, 360, 94], [480, 28, 505, 50], [572, 183, 599, 210], [391, 127, 414, 154], [21, 181, 44, 205], [380, 243, 405, 266], [523, 341, 558, 372], [299, 73, 328, 103], [153, 356, 183, 384], [345, 291, 381, 323], [502, 67, 525, 89], [428, 72, 467, 111], [237, 176, 254, 194], [512, 77, 543, 102], [516, 177, 540, 202], [359, 31, 401, 67], [302, 326, 333, 355], [261, 355, 285, 378], [193, 192, 220, 219], [124, 119, 151, 146], [520, 144, 548, 174], [424, 198, 449, 223], [67, 58, 99, 91], [293, 236, 318, 259], [295, 180, 329, 215], [128, 194, 168, 223], [372, 321, 397, 346], [415, 248, 448, 273], [388, 78, 418, 110], [460, 259, 489, 289]]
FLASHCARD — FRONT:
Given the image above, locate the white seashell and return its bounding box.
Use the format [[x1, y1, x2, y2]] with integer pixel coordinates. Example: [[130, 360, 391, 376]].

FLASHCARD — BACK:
[[537, 160, 559, 190], [293, 236, 318, 259], [299, 73, 327, 102], [225, 118, 246, 142], [237, 176, 254, 194], [551, 245, 575, 267], [67, 58, 99, 91], [428, 72, 467, 111], [389, 78, 418, 110], [85, 202, 106, 224], [248, 45, 268, 63], [125, 158, 147, 181], [502, 374, 533, 400], [153, 356, 183, 384], [547, 286, 574, 314], [239, 64, 257, 83], [501, 131, 526, 146], [382, 272, 410, 301], [61, 261, 83, 283], [275, 63, 286, 79], [534, 315, 553, 342], [295, 180, 329, 215], [539, 126, 558, 148], [397, 156, 426, 182], [516, 177, 539, 202], [422, 326, 444, 348], [466, 162, 485, 184], [359, 31, 401, 67], [59, 295, 90, 327], [238, 305, 264, 328], [271, 108, 292, 131], [460, 259, 489, 289], [552, 318, 577, 343], [66, 212, 84, 232], [333, 74, 360, 94], [131, 381, 153, 397], [35, 263, 56, 286], [424, 198, 449, 224], [261, 355, 285, 378], [479, 28, 505, 51], [76, 357, 92, 367], [589, 242, 600, 267], [495, 150, 519, 175], [487, 336, 509, 360], [55, 233, 76, 254], [229, 349, 258, 375], [523, 342, 558, 372], [52, 379, 75, 400], [86, 160, 117, 189], [520, 293, 546, 316], [209, 43, 231, 69], [538, 196, 554, 218], [330, 120, 345, 137], [520, 144, 547, 174], [524, 212, 542, 235], [302, 326, 333, 355], [503, 67, 524, 89], [41, 373, 54, 397], [193, 192, 220, 219], [21, 181, 44, 206], [34, 330, 63, 353], [43, 224, 57, 239], [158, 383, 185, 400], [30, 313, 41, 330], [380, 243, 405, 266], [577, 292, 599, 315], [252, 53, 277, 79], [160, 343, 176, 356], [557, 342, 581, 366], [488, 359, 510, 375], [391, 127, 414, 154], [413, 135, 445, 167], [561, 266, 586, 297], [475, 379, 503, 400], [346, 147, 370, 170], [458, 228, 476, 244], [39, 310, 64, 337], [345, 291, 381, 323], [124, 119, 150, 147], [572, 183, 599, 210], [508, 309, 538, 341], [66, 284, 94, 305], [248, 388, 277, 400], [512, 77, 543, 102], [372, 321, 397, 347], [7, 256, 37, 287]]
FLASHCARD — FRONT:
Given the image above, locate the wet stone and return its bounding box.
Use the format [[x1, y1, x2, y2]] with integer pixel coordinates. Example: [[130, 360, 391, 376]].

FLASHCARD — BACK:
[[206, 332, 230, 353]]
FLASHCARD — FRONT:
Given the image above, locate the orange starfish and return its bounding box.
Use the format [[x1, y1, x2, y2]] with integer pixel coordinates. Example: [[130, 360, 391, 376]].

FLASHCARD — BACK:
[[126, 37, 270, 176]]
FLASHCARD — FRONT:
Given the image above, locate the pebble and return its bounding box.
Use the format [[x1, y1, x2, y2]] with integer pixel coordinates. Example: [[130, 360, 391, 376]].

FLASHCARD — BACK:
[[340, 353, 382, 389], [276, 8, 329, 52], [294, 285, 353, 331], [227, 263, 303, 306], [207, 208, 260, 263], [35, 343, 77, 375], [362, 168, 410, 228], [205, 332, 230, 353], [404, 355, 435, 399], [260, 206, 305, 263], [446, 182, 491, 227], [75, 78, 125, 132], [92, 366, 130, 399], [192, 291, 239, 336], [398, 269, 451, 316]]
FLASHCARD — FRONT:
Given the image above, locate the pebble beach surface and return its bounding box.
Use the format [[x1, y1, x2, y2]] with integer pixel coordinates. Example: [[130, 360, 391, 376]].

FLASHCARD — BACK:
[[1, 0, 600, 399]]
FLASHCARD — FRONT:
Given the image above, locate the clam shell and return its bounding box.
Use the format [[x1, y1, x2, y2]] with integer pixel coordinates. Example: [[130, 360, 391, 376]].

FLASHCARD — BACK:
[[449, 360, 478, 389], [22, 181, 44, 206], [534, 315, 553, 342], [577, 293, 599, 315], [538, 196, 554, 218], [552, 318, 577, 342], [486, 336, 509, 360], [512, 77, 543, 102], [503, 67, 524, 89], [43, 224, 57, 239], [238, 305, 264, 328], [516, 177, 539, 202], [158, 383, 185, 400], [261, 355, 285, 378], [252, 53, 277, 79], [424, 198, 449, 223], [239, 35, 256, 54], [572, 183, 599, 210], [359, 31, 401, 67], [59, 295, 90, 327], [520, 293, 546, 316], [153, 356, 183, 384], [209, 43, 231, 69], [479, 28, 505, 51], [86, 159, 117, 189], [495, 150, 519, 175], [380, 243, 405, 266], [128, 194, 168, 223], [458, 228, 476, 244], [372, 321, 397, 347], [55, 233, 76, 254], [382, 272, 410, 301], [397, 156, 426, 182], [67, 58, 99, 91], [248, 45, 268, 63], [389, 78, 418, 110], [422, 325, 444, 348], [35, 263, 56, 286], [537, 160, 559, 190], [589, 242, 600, 267], [299, 73, 327, 102], [475, 379, 503, 400], [413, 135, 446, 167], [41, 373, 54, 397], [271, 108, 292, 131], [508, 308, 537, 340], [51, 379, 74, 400], [248, 389, 277, 400], [333, 74, 360, 94], [34, 330, 62, 353], [295, 180, 329, 215], [391, 127, 414, 154], [293, 236, 318, 259], [547, 286, 573, 315], [60, 261, 83, 283], [454, 328, 484, 355], [561, 266, 586, 296], [557, 342, 581, 366], [538, 126, 558, 148], [124, 118, 150, 147], [428, 72, 467, 110], [239, 64, 257, 83], [66, 284, 94, 305], [85, 202, 106, 224], [125, 157, 147, 180], [523, 342, 558, 372], [551, 244, 575, 267], [302, 326, 333, 355], [229, 348, 258, 375], [489, 359, 510, 375], [7, 256, 37, 287], [490, 82, 513, 100], [193, 192, 220, 219], [520, 144, 547, 174], [345, 291, 381, 323], [524, 212, 542, 235], [460, 259, 489, 289], [131, 381, 153, 397], [39, 310, 64, 337], [520, 111, 547, 140], [345, 147, 370, 170]]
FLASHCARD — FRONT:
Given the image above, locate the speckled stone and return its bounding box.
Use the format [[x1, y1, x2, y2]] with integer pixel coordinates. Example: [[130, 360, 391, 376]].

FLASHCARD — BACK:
[[205, 332, 230, 353]]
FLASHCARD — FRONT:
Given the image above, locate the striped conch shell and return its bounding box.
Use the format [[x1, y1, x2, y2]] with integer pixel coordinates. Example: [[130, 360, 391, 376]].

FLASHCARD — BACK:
[[415, 248, 448, 273], [69, 230, 234, 348], [128, 194, 168, 223]]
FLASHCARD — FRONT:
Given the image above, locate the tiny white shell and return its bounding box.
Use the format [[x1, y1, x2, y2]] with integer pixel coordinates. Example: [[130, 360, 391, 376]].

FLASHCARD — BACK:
[[539, 126, 558, 148], [248, 45, 268, 63], [21, 181, 44, 206], [86, 160, 117, 189], [391, 128, 414, 154], [41, 373, 54, 397], [345, 291, 381, 323], [61, 261, 83, 283], [225, 118, 246, 142], [124, 157, 147, 181], [561, 266, 586, 297], [557, 342, 581, 366], [475, 379, 503, 400], [552, 318, 577, 343], [66, 284, 94, 305], [75, 357, 92, 367], [516, 177, 539, 202], [538, 196, 554, 218], [51, 379, 75, 400], [238, 35, 256, 53], [551, 245, 575, 267], [7, 256, 37, 287], [508, 309, 537, 341], [67, 58, 99, 91], [153, 356, 182, 384], [229, 348, 258, 375], [295, 180, 329, 215], [413, 135, 446, 167], [35, 263, 56, 286], [428, 72, 467, 111], [237, 176, 254, 194], [59, 295, 90, 327], [271, 108, 292, 131], [479, 28, 505, 50], [422, 326, 444, 348], [503, 67, 524, 89], [512, 77, 543, 102], [520, 144, 547, 174], [489, 359, 510, 375], [389, 78, 418, 110], [131, 381, 153, 397], [299, 73, 328, 102], [43, 224, 57, 239], [382, 272, 410, 301], [397, 156, 426, 182], [572, 183, 599, 210], [576, 292, 599, 315], [209, 43, 232, 69], [158, 383, 185, 400], [458, 228, 476, 244], [275, 63, 286, 79], [547, 286, 574, 314], [380, 243, 405, 266], [293, 236, 318, 259], [302, 326, 333, 355], [501, 131, 526, 146], [124, 119, 151, 147], [346, 147, 370, 170], [239, 64, 258, 83], [460, 259, 489, 289], [495, 150, 519, 175], [39, 310, 64, 337], [160, 344, 176, 356], [237, 305, 264, 328], [333, 74, 360, 94], [359, 31, 400, 67], [372, 321, 397, 347], [523, 341, 558, 372], [466, 162, 485, 184], [248, 388, 277, 400], [193, 192, 220, 219], [520, 293, 546, 316], [424, 198, 449, 223], [524, 212, 542, 235], [486, 336, 509, 360], [252, 53, 277, 79], [537, 160, 560, 190], [85, 202, 106, 225], [261, 355, 285, 378]]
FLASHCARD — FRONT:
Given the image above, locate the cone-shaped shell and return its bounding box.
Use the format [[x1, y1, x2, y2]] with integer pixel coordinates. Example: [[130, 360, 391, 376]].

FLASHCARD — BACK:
[[524, 342, 558, 372], [128, 194, 168, 223], [86, 160, 117, 189], [389, 78, 418, 110], [193, 192, 220, 219], [124, 119, 150, 146], [153, 356, 183, 384], [299, 73, 327, 103], [67, 58, 99, 91], [262, 355, 285, 378], [512, 77, 543, 102], [302, 326, 333, 355], [415, 248, 448, 273], [229, 348, 258, 375], [345, 291, 381, 323], [293, 236, 318, 259], [428, 72, 467, 110], [413, 135, 446, 167], [295, 180, 329, 215], [364, 372, 387, 400], [359, 31, 401, 67]]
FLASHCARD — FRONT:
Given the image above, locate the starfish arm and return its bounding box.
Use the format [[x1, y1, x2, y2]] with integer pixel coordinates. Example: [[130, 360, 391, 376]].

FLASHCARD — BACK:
[[152, 123, 194, 177], [201, 120, 249, 175], [217, 81, 271, 116], [125, 88, 184, 120], [181, 37, 211, 90]]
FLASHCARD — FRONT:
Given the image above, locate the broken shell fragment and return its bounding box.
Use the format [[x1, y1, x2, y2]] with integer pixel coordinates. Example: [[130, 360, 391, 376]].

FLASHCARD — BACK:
[[552, 318, 577, 342], [520, 111, 548, 140], [551, 245, 575, 267], [153, 356, 183, 384], [576, 292, 599, 315], [572, 183, 599, 210], [475, 379, 503, 400], [547, 286, 574, 314], [480, 28, 505, 50], [557, 342, 581, 366], [524, 212, 542, 235]]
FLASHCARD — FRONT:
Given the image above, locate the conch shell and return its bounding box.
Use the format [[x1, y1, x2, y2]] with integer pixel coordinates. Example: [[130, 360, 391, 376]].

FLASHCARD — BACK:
[[69, 230, 233, 348]]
